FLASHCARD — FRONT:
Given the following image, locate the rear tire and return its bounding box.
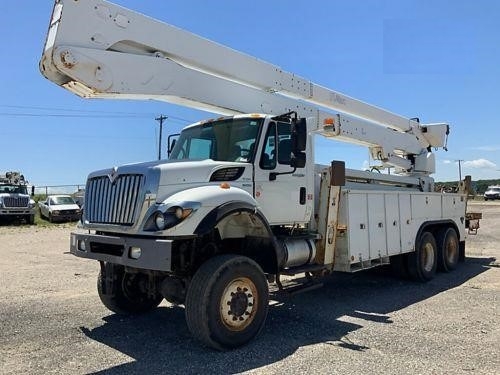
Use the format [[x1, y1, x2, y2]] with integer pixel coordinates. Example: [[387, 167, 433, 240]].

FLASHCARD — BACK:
[[436, 227, 459, 272], [185, 255, 269, 350], [97, 262, 163, 314], [407, 231, 437, 282]]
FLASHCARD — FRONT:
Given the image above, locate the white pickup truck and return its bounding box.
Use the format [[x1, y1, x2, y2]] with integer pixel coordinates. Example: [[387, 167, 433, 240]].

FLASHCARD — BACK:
[[38, 195, 82, 222]]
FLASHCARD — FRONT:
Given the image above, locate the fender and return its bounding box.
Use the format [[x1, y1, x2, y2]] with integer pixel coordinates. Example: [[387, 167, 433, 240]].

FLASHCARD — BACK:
[[416, 219, 464, 261], [160, 184, 256, 208], [416, 219, 462, 242], [194, 201, 285, 273], [147, 185, 258, 236]]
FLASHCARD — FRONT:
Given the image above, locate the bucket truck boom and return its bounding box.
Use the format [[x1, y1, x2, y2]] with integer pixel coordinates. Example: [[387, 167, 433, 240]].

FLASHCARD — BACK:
[[40, 0, 448, 174]]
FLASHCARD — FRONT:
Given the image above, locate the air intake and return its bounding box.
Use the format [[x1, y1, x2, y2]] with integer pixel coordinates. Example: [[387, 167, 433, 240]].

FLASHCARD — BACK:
[[209, 167, 245, 182]]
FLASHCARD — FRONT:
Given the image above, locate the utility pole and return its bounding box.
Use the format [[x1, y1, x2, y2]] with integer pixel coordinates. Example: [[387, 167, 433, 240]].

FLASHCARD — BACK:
[[155, 114, 167, 160], [455, 159, 464, 181]]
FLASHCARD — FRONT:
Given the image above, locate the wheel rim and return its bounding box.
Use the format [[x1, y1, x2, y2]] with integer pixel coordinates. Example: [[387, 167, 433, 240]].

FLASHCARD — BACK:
[[421, 242, 435, 272], [445, 236, 458, 264], [220, 277, 258, 331]]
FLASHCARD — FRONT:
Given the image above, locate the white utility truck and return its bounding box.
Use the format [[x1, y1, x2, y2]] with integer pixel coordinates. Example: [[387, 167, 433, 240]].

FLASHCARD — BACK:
[[40, 0, 475, 349], [0, 172, 35, 224]]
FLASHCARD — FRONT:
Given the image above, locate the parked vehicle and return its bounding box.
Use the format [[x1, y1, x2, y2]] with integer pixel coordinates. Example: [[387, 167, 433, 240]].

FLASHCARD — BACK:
[[484, 185, 500, 201], [0, 172, 35, 224], [38, 195, 82, 222]]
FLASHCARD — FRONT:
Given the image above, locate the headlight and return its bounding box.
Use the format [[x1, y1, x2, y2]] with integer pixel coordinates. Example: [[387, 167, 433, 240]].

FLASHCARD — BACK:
[[52, 210, 60, 215], [154, 211, 166, 230], [145, 202, 200, 231]]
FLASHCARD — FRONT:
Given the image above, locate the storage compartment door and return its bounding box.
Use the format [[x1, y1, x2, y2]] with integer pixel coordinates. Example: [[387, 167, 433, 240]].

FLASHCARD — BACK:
[[347, 193, 369, 262], [385, 194, 401, 255], [368, 194, 387, 258]]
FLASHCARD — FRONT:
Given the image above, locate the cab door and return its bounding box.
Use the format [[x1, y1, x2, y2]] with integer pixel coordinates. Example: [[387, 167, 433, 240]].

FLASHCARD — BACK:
[[253, 120, 311, 225]]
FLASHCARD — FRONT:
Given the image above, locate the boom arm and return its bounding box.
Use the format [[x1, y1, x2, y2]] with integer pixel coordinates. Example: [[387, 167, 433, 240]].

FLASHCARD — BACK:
[[40, 0, 449, 175]]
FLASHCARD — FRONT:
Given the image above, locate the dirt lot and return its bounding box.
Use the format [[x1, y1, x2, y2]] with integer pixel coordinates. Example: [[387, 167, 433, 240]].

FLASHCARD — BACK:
[[0, 202, 499, 374]]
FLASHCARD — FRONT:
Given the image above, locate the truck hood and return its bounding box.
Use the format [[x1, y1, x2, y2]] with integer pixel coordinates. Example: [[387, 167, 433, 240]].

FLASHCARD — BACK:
[[88, 159, 252, 201]]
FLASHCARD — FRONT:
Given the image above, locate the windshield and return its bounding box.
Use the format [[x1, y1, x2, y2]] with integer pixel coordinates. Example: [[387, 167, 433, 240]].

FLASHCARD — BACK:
[[52, 196, 76, 205], [487, 187, 500, 193], [170, 118, 263, 162], [0, 184, 28, 194]]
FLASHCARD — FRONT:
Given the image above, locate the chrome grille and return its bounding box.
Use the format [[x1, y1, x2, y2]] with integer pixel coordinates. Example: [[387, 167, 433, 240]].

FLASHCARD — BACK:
[[85, 174, 143, 226], [4, 197, 29, 208]]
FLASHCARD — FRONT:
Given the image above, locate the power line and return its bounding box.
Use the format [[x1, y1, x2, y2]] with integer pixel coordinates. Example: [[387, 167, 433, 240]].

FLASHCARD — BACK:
[[0, 104, 195, 123], [0, 104, 154, 116], [0, 112, 149, 119]]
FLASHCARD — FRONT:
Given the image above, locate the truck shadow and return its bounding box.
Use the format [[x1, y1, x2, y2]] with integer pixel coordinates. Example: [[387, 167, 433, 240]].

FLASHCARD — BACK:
[[80, 256, 495, 375]]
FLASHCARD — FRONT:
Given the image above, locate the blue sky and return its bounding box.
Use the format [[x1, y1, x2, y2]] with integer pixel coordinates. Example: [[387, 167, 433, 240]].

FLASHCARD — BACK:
[[1, 0, 499, 186]]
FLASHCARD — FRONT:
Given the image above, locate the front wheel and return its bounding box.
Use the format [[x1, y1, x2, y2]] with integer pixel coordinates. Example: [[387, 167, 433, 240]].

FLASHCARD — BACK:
[[185, 255, 269, 350], [97, 262, 163, 314], [407, 231, 437, 282]]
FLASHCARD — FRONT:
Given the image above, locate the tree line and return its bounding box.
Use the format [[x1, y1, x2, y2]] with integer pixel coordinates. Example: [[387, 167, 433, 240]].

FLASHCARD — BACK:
[[436, 178, 500, 195]]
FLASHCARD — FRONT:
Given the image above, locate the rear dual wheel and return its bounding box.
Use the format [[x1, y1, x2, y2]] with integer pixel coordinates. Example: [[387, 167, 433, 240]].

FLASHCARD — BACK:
[[436, 227, 459, 272], [408, 231, 437, 282]]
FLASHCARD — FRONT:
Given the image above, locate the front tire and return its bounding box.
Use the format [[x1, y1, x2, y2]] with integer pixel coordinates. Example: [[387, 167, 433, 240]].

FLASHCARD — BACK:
[[97, 262, 163, 314], [185, 255, 269, 350], [407, 231, 437, 282]]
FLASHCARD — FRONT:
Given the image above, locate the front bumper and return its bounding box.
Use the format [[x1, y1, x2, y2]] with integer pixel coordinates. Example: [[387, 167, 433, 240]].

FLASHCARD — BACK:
[[484, 195, 500, 200], [52, 213, 81, 222], [0, 209, 34, 216], [70, 232, 172, 271]]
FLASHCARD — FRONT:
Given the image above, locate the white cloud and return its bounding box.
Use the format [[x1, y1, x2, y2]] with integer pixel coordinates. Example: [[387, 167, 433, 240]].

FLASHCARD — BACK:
[[442, 159, 452, 164], [361, 160, 370, 170], [463, 159, 497, 169]]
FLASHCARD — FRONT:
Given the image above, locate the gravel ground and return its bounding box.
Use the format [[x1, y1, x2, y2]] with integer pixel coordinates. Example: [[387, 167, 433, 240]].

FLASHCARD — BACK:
[[0, 202, 498, 374]]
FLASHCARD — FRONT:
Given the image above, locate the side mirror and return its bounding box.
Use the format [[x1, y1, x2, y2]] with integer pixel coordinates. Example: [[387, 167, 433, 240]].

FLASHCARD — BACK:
[[291, 117, 307, 152], [167, 134, 180, 157], [291, 152, 306, 168]]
